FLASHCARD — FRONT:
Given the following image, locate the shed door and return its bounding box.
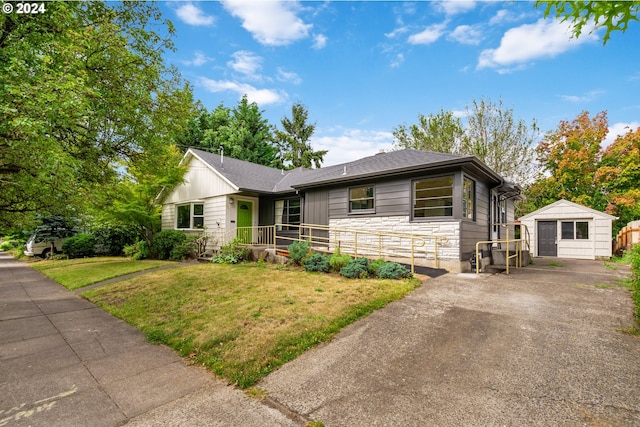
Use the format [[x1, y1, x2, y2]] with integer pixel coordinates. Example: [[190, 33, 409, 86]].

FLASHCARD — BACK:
[[538, 221, 557, 256]]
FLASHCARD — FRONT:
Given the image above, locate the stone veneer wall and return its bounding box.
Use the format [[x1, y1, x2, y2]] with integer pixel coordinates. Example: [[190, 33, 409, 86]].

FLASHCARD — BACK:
[[329, 216, 460, 270]]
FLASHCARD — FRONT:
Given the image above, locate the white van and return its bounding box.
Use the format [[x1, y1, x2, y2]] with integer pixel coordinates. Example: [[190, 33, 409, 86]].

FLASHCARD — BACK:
[[24, 232, 72, 258]]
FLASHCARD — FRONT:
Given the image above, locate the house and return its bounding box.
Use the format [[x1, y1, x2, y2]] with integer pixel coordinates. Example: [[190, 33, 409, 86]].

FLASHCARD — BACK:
[[160, 148, 523, 272], [518, 199, 616, 260]]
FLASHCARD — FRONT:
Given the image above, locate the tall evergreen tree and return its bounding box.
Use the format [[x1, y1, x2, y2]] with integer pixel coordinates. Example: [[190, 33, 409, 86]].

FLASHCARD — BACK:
[[274, 102, 327, 169]]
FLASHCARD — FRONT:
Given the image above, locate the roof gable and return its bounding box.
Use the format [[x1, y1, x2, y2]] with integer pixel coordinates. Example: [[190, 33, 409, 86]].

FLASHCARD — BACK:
[[519, 199, 617, 220]]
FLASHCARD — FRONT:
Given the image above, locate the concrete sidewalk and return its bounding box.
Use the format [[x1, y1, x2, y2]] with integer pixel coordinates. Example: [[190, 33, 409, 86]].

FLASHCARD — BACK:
[[0, 252, 296, 427]]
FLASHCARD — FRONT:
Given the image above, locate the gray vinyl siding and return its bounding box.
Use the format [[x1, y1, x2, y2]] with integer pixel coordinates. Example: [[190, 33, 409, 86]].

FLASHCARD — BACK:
[[329, 179, 411, 219], [460, 177, 492, 259], [303, 189, 329, 226], [258, 195, 276, 226]]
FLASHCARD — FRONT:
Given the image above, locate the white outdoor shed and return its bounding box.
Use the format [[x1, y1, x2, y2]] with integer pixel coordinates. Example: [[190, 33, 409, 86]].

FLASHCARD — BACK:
[[519, 199, 617, 260]]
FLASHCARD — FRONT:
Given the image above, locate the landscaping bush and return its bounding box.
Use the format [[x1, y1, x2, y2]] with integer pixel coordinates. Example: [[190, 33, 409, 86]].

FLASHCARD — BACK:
[[628, 244, 640, 323], [124, 241, 149, 260], [303, 252, 330, 273], [340, 257, 370, 279], [91, 223, 139, 256], [288, 241, 310, 265], [212, 238, 251, 264], [329, 248, 352, 273], [169, 234, 200, 261], [368, 258, 386, 277], [376, 262, 413, 279], [62, 233, 96, 258], [0, 241, 14, 251], [150, 230, 186, 260]]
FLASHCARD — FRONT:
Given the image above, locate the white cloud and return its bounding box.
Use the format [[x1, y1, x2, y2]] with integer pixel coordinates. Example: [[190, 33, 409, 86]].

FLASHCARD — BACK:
[[408, 23, 447, 45], [221, 0, 312, 46], [228, 51, 263, 76], [175, 3, 215, 26], [559, 90, 604, 103], [182, 51, 213, 67], [477, 18, 598, 71], [604, 122, 640, 147], [390, 53, 405, 68], [435, 1, 476, 16], [198, 77, 286, 105], [313, 34, 328, 49], [311, 128, 395, 166], [277, 68, 302, 85], [448, 24, 483, 45]]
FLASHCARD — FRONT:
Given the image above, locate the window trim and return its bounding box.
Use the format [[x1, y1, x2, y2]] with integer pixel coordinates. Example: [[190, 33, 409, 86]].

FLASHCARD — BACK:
[[349, 184, 375, 214], [412, 175, 454, 220], [176, 202, 205, 230], [560, 221, 589, 240]]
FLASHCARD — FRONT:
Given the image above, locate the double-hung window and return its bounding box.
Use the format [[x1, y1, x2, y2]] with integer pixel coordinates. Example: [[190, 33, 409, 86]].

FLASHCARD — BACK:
[[275, 198, 301, 230], [413, 176, 454, 218], [561, 221, 589, 240], [349, 185, 375, 213], [176, 203, 204, 229]]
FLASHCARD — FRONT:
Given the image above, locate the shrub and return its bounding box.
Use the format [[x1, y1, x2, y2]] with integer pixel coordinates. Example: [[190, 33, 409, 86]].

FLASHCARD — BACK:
[[288, 241, 310, 265], [91, 223, 139, 256], [150, 230, 186, 260], [170, 234, 200, 261], [0, 241, 14, 251], [340, 257, 370, 279], [368, 258, 386, 277], [329, 248, 352, 273], [124, 241, 149, 260], [303, 252, 330, 273], [629, 244, 640, 322], [376, 262, 412, 279], [62, 233, 96, 258], [212, 238, 251, 264]]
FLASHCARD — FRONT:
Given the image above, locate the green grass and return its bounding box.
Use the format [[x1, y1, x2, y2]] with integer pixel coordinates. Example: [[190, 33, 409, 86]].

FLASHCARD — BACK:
[[82, 262, 420, 388], [32, 257, 177, 290], [547, 261, 564, 267]]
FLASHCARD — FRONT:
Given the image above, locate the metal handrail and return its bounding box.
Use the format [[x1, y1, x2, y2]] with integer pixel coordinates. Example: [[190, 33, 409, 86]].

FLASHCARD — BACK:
[[211, 223, 449, 274], [474, 222, 530, 274]]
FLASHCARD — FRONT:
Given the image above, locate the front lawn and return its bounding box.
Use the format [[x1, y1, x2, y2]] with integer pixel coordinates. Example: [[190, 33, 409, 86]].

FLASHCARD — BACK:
[[32, 257, 177, 290], [82, 262, 420, 388]]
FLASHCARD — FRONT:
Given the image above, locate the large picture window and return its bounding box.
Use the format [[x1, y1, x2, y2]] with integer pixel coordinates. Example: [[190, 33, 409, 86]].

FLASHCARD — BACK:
[[349, 185, 375, 212], [561, 221, 589, 240], [462, 177, 475, 220], [413, 176, 454, 218], [176, 203, 204, 229], [275, 198, 301, 230]]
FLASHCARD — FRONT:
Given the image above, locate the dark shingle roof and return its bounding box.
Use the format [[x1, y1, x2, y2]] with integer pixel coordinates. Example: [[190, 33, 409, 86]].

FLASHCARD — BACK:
[[188, 148, 501, 194]]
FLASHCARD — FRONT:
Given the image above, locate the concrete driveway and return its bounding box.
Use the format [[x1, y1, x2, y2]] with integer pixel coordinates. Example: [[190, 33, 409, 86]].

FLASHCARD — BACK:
[[260, 258, 640, 426]]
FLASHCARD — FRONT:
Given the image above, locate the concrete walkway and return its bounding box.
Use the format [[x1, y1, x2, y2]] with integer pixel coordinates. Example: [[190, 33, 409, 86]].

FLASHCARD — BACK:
[[0, 252, 296, 427]]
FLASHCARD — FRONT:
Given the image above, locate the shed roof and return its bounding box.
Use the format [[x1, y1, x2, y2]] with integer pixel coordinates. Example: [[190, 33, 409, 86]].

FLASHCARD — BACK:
[[518, 199, 617, 221]]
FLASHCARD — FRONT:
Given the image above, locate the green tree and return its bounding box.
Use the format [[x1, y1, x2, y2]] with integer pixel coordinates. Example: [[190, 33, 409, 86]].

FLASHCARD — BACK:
[[0, 2, 193, 229], [274, 102, 327, 169], [225, 95, 276, 166], [394, 98, 538, 185], [393, 109, 464, 154], [536, 1, 640, 44]]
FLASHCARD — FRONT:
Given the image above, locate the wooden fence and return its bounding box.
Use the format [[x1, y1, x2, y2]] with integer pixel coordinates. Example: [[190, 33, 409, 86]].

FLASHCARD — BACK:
[[614, 220, 640, 255]]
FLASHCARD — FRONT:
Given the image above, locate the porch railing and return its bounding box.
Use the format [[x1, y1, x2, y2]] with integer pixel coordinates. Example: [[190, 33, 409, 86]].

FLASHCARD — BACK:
[[209, 223, 449, 274], [474, 223, 530, 275]]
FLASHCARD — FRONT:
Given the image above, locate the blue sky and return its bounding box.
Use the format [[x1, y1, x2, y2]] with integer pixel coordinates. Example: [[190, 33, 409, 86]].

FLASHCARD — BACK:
[[158, 1, 640, 166]]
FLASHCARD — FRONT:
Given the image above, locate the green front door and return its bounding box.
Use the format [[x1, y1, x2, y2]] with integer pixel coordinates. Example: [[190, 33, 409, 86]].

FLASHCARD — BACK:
[[237, 200, 253, 243]]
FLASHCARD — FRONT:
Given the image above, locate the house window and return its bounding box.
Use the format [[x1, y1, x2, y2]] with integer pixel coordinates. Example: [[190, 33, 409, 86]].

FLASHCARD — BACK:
[[349, 185, 375, 212], [561, 221, 589, 240], [413, 176, 454, 218], [462, 177, 475, 220], [275, 198, 301, 230], [176, 203, 204, 229]]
